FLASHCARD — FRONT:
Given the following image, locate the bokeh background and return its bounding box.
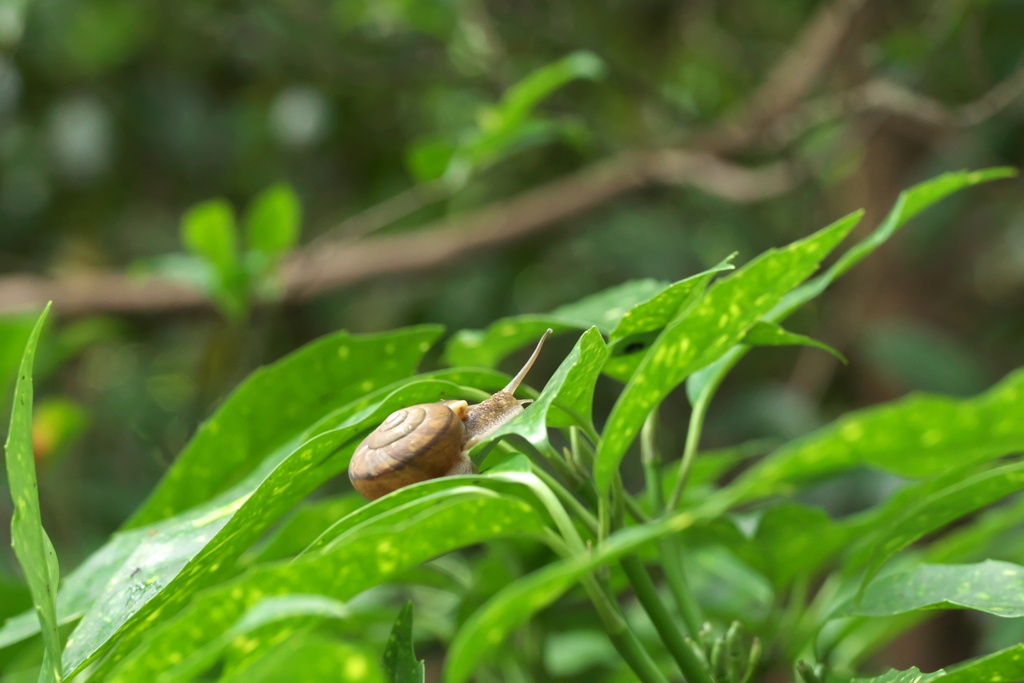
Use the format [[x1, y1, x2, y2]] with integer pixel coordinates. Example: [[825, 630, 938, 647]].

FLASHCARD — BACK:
[[1, 0, 1023, 676]]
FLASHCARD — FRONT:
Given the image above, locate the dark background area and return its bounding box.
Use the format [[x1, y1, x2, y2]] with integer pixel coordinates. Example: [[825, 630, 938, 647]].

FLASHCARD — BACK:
[[0, 0, 1022, 674]]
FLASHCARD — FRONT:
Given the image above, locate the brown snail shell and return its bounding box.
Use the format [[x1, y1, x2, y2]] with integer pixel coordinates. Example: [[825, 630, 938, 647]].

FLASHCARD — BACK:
[[348, 400, 473, 501], [348, 328, 553, 501]]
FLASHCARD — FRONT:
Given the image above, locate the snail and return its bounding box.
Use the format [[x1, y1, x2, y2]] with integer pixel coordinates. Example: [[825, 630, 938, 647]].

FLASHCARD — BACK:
[[348, 329, 553, 501]]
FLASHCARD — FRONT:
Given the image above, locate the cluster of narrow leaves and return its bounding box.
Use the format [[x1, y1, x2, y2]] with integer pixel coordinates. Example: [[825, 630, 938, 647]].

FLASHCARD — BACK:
[[3, 167, 1024, 683]]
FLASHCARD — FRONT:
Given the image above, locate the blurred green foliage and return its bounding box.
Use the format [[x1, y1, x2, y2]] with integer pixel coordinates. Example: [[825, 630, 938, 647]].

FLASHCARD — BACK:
[[0, 0, 1023, 680]]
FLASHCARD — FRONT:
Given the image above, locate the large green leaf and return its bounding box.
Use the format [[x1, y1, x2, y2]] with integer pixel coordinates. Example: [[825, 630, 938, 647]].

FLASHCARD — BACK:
[[129, 325, 442, 527], [61, 377, 494, 677], [608, 256, 736, 345], [383, 602, 424, 683], [729, 368, 1024, 501], [219, 633, 384, 683], [3, 304, 61, 683], [851, 668, 942, 683], [594, 216, 856, 492], [852, 461, 1024, 594], [246, 494, 364, 563], [750, 503, 850, 590], [300, 462, 545, 557], [443, 510, 701, 683], [441, 280, 665, 368], [103, 490, 547, 682], [686, 167, 1014, 431], [603, 255, 737, 382], [150, 595, 350, 683], [940, 644, 1024, 683], [842, 560, 1024, 618]]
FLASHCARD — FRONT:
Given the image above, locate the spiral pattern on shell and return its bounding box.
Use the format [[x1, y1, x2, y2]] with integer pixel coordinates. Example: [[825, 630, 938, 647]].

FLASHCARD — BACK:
[[348, 402, 467, 501]]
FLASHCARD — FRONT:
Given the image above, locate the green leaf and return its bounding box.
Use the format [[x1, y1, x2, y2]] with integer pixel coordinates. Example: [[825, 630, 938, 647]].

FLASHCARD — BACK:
[[406, 138, 456, 184], [927, 494, 1024, 564], [853, 460, 1024, 594], [750, 503, 850, 590], [444, 511, 699, 683], [180, 199, 238, 276], [493, 51, 604, 131], [686, 167, 1013, 426], [62, 428, 355, 677], [150, 595, 350, 683], [729, 368, 1024, 501], [841, 560, 1024, 618], [468, 327, 608, 451], [245, 183, 302, 258], [221, 633, 385, 683], [604, 255, 737, 382], [63, 376, 502, 678], [246, 494, 365, 563], [595, 216, 856, 493], [0, 517, 177, 649], [3, 303, 61, 683], [442, 279, 666, 368], [609, 255, 736, 344], [103, 490, 547, 682], [741, 321, 846, 363], [940, 644, 1024, 683], [382, 602, 424, 683], [129, 325, 442, 527], [851, 668, 942, 683]]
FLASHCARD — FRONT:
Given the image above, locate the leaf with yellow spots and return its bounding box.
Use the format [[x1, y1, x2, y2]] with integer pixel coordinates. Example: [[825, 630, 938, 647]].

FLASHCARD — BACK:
[[444, 509, 700, 683], [56, 378, 499, 678], [851, 668, 943, 683], [687, 168, 1014, 429], [129, 325, 444, 528], [939, 643, 1024, 683], [838, 560, 1024, 619], [594, 215, 856, 493], [740, 320, 846, 363], [140, 594, 351, 683], [728, 368, 1024, 501], [383, 602, 424, 683], [101, 491, 547, 682], [442, 279, 666, 369], [222, 632, 385, 683], [603, 253, 736, 382], [3, 303, 62, 683], [849, 460, 1024, 597]]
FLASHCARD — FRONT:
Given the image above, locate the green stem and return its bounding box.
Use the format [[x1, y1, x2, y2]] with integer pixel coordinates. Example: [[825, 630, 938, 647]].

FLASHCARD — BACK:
[[666, 368, 725, 512], [529, 469, 668, 683], [580, 576, 671, 683], [530, 464, 598, 535], [620, 556, 715, 683], [643, 412, 704, 637]]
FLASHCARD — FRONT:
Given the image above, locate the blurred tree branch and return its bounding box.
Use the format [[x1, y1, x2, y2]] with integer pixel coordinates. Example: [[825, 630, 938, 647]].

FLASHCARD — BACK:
[[0, 152, 798, 315], [25, 0, 1017, 319]]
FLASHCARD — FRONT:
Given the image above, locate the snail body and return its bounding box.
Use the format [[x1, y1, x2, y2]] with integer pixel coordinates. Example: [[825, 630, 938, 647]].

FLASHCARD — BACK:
[[348, 329, 552, 501]]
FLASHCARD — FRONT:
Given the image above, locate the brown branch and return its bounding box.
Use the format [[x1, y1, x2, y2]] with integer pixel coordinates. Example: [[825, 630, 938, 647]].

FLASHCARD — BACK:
[[697, 0, 868, 153], [771, 59, 1024, 146], [0, 151, 798, 315], [0, 0, 865, 317]]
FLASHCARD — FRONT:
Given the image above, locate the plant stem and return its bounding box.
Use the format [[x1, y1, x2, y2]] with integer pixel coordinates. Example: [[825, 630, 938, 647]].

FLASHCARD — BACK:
[[580, 576, 671, 683], [643, 411, 705, 637], [530, 464, 598, 535], [530, 468, 668, 683], [666, 367, 726, 512], [620, 556, 715, 683]]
